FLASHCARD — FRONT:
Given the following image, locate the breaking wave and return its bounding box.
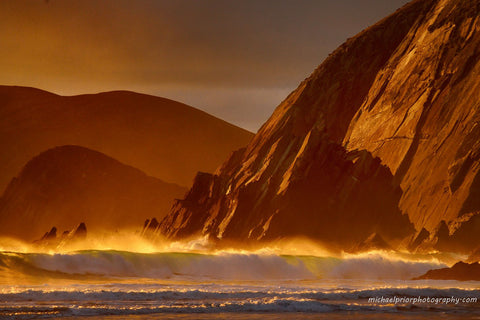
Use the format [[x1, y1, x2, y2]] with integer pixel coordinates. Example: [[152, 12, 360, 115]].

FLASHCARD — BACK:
[[0, 250, 445, 281], [0, 249, 477, 319]]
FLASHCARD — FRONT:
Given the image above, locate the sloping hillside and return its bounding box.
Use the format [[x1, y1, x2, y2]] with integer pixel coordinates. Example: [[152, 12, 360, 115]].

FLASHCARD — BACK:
[[0, 145, 186, 240], [0, 86, 253, 192]]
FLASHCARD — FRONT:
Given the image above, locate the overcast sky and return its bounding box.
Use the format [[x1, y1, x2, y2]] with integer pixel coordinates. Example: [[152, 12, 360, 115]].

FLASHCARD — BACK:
[[1, 0, 410, 131]]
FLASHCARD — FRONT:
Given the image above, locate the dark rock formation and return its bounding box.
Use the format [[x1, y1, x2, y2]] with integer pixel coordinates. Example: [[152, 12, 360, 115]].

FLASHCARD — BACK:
[[141, 218, 160, 237], [443, 213, 480, 253], [41, 227, 57, 241], [350, 233, 393, 253], [72, 222, 87, 239], [0, 86, 253, 192], [414, 261, 480, 281], [407, 228, 430, 252], [158, 0, 480, 252], [34, 222, 88, 247], [410, 215, 480, 254], [0, 145, 186, 240], [160, 141, 413, 251]]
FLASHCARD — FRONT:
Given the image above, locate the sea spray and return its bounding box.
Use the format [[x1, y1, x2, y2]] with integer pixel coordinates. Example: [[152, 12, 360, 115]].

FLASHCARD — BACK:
[[0, 247, 476, 319], [0, 250, 445, 282]]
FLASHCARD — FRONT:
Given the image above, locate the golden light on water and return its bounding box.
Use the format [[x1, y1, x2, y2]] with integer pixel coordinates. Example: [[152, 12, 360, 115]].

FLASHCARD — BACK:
[[0, 231, 458, 267]]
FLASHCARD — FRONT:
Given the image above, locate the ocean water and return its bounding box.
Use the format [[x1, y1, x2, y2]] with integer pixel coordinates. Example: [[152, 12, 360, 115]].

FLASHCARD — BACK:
[[0, 250, 479, 319]]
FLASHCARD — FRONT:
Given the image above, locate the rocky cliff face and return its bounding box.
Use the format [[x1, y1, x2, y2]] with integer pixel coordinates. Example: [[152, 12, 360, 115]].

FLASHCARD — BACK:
[[159, 0, 480, 252], [343, 0, 480, 235], [0, 145, 186, 240]]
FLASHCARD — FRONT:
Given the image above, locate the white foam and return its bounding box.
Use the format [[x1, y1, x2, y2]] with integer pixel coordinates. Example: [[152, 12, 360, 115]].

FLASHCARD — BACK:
[[1, 249, 447, 281], [328, 253, 445, 280], [28, 251, 316, 280], [1, 285, 479, 319]]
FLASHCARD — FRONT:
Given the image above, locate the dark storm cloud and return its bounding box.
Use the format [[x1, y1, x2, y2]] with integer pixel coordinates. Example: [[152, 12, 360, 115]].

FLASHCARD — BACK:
[[0, 0, 410, 130]]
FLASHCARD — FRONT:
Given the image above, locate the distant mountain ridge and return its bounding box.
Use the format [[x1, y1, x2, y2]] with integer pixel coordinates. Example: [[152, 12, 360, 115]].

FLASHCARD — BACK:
[[0, 86, 253, 192]]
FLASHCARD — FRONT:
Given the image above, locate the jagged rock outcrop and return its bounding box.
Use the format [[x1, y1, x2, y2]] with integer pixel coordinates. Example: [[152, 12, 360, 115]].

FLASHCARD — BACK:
[[408, 216, 480, 254], [40, 227, 57, 241], [0, 145, 186, 240], [159, 0, 480, 252], [72, 222, 87, 240], [160, 142, 413, 250], [349, 233, 393, 252], [34, 222, 88, 248], [141, 218, 160, 237], [433, 214, 480, 253], [407, 228, 431, 252], [414, 261, 480, 280]]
